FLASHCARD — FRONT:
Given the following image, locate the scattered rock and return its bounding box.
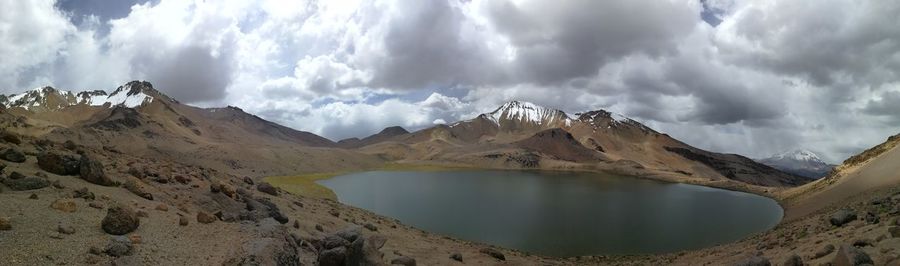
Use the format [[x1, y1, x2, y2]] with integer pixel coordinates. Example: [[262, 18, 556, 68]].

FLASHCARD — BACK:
[[105, 236, 133, 257], [391, 256, 416, 266], [79, 155, 115, 186], [124, 180, 153, 201], [51, 180, 64, 189], [37, 151, 80, 175], [293, 220, 300, 229], [853, 238, 873, 247], [256, 182, 279, 196], [173, 175, 190, 184], [316, 224, 324, 232], [364, 223, 378, 232], [58, 223, 76, 234], [734, 256, 770, 266], [812, 244, 836, 259], [0, 217, 11, 230], [0, 148, 26, 163], [49, 232, 64, 239], [128, 234, 142, 244], [480, 248, 505, 261], [73, 187, 95, 200], [450, 252, 463, 262], [28, 193, 38, 199], [63, 140, 77, 150], [179, 215, 189, 226], [831, 208, 857, 227], [889, 226, 900, 238], [328, 210, 340, 217], [3, 176, 50, 191], [832, 244, 873, 266], [865, 211, 879, 224], [88, 246, 104, 255], [135, 210, 149, 218], [50, 199, 77, 213], [89, 202, 104, 209], [323, 235, 351, 250], [101, 204, 140, 235], [243, 176, 254, 185], [155, 204, 168, 212], [0, 131, 22, 144], [197, 211, 216, 224]]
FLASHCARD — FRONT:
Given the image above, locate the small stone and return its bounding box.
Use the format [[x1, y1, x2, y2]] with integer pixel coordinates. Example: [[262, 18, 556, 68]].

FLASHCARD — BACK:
[[0, 217, 11, 230], [101, 204, 140, 235], [73, 187, 95, 200], [315, 224, 324, 232], [328, 210, 340, 217], [179, 215, 189, 226], [88, 246, 103, 255], [364, 223, 378, 231], [135, 210, 149, 218], [256, 182, 279, 196], [89, 202, 104, 209], [105, 236, 133, 257], [50, 199, 77, 213], [318, 246, 347, 266], [51, 180, 64, 189], [813, 244, 836, 259], [197, 211, 216, 224], [49, 232, 64, 239], [4, 176, 50, 191], [155, 204, 168, 212], [293, 201, 304, 208], [0, 148, 26, 163], [450, 253, 463, 262], [293, 220, 300, 229], [865, 211, 879, 224], [390, 256, 416, 266], [479, 248, 505, 261], [28, 193, 38, 199], [242, 176, 254, 185], [853, 238, 873, 247], [58, 223, 76, 234], [128, 234, 142, 244]]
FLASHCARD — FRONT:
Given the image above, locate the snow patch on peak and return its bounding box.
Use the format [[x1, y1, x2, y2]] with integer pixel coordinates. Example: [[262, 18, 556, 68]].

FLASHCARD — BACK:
[[105, 82, 154, 108], [488, 101, 572, 126], [773, 149, 823, 162]]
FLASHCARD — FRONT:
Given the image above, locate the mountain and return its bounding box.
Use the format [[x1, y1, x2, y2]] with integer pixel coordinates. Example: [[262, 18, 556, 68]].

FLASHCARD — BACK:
[[337, 126, 410, 149], [757, 149, 834, 179], [0, 81, 162, 112], [358, 100, 809, 187]]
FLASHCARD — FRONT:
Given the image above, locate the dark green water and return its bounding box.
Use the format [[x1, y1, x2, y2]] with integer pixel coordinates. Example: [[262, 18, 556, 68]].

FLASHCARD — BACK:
[[318, 170, 782, 257]]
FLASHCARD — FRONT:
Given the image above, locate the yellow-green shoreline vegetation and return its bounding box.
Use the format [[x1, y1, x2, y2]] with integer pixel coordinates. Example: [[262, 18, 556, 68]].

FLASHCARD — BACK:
[[264, 163, 475, 199]]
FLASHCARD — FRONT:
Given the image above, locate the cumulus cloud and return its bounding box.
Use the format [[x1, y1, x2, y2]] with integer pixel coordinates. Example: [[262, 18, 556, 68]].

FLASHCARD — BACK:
[[3, 0, 900, 162]]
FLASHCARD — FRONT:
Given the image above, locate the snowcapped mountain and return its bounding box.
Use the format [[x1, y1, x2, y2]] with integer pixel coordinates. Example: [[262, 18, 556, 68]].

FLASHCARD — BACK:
[[485, 101, 573, 127], [757, 149, 834, 179], [0, 81, 162, 111]]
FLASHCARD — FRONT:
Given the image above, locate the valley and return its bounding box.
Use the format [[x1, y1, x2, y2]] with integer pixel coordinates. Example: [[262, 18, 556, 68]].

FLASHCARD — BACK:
[[1, 81, 899, 265]]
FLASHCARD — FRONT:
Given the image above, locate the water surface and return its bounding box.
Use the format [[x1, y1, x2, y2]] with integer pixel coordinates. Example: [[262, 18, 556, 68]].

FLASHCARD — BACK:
[[318, 170, 782, 257]]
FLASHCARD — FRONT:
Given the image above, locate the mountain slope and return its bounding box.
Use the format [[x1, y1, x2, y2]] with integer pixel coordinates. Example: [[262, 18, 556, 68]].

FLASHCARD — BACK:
[[360, 101, 809, 187], [758, 149, 834, 179], [337, 126, 410, 148], [784, 134, 900, 219]]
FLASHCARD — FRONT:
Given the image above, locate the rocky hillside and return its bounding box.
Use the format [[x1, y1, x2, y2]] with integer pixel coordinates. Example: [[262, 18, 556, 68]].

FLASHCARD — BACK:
[[758, 149, 834, 179]]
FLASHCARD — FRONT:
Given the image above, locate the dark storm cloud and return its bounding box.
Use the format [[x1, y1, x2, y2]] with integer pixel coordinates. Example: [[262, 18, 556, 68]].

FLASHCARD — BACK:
[[485, 0, 697, 85], [144, 45, 234, 103], [57, 0, 155, 28], [368, 0, 502, 89], [863, 91, 900, 123]]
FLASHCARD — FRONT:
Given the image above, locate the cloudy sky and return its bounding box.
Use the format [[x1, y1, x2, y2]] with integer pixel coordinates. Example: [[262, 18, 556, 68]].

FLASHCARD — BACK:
[[2, 0, 900, 163]]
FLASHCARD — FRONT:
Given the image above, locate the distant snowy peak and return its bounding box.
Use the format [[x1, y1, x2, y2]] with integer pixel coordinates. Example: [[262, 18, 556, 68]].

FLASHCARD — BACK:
[[771, 149, 825, 163], [486, 101, 573, 126], [0, 81, 165, 111]]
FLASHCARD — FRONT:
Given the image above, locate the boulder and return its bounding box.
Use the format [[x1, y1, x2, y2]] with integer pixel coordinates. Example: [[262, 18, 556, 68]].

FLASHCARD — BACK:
[[832, 244, 873, 266], [197, 211, 217, 224], [812, 244, 836, 259], [830, 209, 857, 227], [0, 217, 11, 230], [105, 236, 134, 257], [37, 151, 80, 175], [3, 176, 50, 191], [364, 223, 378, 231], [864, 211, 879, 224], [782, 254, 803, 266], [318, 246, 347, 266], [391, 256, 416, 266], [479, 248, 505, 261], [0, 131, 21, 144], [734, 256, 770, 266], [102, 204, 140, 235], [79, 155, 115, 186], [50, 199, 77, 213], [323, 235, 351, 250], [124, 180, 153, 200], [8, 171, 25, 179], [0, 148, 26, 163], [58, 222, 76, 235], [257, 182, 279, 196], [222, 218, 300, 266]]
